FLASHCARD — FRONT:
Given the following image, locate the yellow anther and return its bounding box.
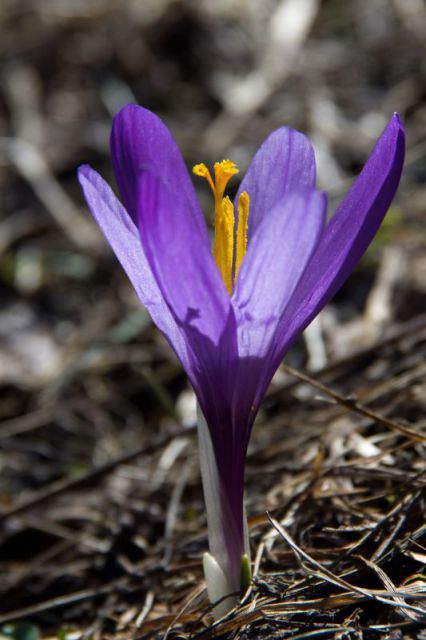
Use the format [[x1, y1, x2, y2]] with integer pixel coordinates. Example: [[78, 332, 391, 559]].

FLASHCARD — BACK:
[[213, 196, 235, 295], [193, 159, 249, 295], [235, 191, 250, 284]]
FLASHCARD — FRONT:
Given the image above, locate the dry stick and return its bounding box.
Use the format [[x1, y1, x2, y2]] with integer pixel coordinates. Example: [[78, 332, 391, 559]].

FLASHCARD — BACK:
[[162, 456, 193, 566], [268, 515, 426, 618], [1, 540, 71, 594], [135, 590, 155, 628], [370, 513, 406, 564], [281, 363, 426, 442], [265, 626, 357, 640], [261, 593, 364, 616], [0, 583, 116, 625], [0, 137, 100, 252], [328, 461, 425, 486], [202, 0, 320, 156], [0, 408, 51, 439], [358, 556, 422, 622], [276, 485, 425, 605], [21, 515, 109, 552], [161, 584, 206, 640], [190, 608, 262, 640], [268, 314, 426, 396], [0, 425, 193, 526], [292, 487, 421, 569]]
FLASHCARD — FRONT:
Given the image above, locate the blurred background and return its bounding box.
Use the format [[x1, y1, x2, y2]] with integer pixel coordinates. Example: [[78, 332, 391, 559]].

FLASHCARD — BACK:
[[0, 1, 425, 638]]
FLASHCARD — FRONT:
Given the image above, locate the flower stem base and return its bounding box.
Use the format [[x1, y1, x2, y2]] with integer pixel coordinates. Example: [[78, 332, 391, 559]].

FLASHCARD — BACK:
[[203, 552, 253, 618]]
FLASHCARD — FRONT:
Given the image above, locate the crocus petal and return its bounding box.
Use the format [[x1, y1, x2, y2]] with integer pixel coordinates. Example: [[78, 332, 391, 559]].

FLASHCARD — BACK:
[[137, 172, 238, 413], [236, 127, 316, 239], [137, 172, 231, 344], [230, 190, 327, 435], [272, 113, 405, 367], [77, 165, 190, 369], [111, 104, 208, 240], [233, 190, 327, 356]]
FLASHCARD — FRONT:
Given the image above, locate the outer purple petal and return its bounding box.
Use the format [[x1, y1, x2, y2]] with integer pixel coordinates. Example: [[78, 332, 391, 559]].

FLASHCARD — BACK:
[[272, 113, 405, 366], [136, 172, 239, 420], [77, 165, 190, 369], [236, 127, 316, 239], [137, 172, 231, 345], [110, 104, 208, 240]]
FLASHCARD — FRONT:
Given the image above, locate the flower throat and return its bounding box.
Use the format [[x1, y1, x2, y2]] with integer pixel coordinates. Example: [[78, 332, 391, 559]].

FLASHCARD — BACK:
[[193, 160, 250, 295]]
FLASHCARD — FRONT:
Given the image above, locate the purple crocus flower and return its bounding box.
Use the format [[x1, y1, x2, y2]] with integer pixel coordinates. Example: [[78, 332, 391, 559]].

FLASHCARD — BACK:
[[78, 105, 404, 612]]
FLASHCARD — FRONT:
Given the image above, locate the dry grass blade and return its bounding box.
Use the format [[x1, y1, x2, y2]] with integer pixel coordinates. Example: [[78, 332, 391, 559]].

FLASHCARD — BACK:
[[0, 137, 100, 252], [359, 556, 426, 622], [281, 364, 426, 442], [0, 583, 116, 624], [268, 515, 426, 618], [0, 426, 191, 524]]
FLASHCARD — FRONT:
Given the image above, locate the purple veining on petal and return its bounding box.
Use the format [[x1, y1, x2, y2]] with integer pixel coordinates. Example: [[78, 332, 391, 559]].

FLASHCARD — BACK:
[[136, 171, 239, 417], [137, 172, 231, 348], [270, 113, 405, 372], [228, 190, 327, 450], [236, 127, 316, 239], [233, 190, 327, 357], [77, 164, 190, 371], [111, 104, 208, 240]]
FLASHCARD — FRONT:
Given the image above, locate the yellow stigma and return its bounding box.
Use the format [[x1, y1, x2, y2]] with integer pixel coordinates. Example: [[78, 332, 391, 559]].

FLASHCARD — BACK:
[[193, 160, 250, 295]]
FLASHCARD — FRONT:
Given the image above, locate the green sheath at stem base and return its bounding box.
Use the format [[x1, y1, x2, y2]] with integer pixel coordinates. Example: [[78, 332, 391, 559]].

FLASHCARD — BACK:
[[240, 553, 252, 594]]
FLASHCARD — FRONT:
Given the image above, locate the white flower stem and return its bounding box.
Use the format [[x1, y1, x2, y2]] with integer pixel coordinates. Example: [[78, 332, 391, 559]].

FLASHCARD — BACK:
[[196, 403, 251, 616], [203, 552, 238, 618]]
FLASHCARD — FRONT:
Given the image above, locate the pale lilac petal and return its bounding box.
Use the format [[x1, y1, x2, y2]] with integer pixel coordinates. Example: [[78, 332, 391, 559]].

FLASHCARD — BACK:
[[77, 165, 190, 369], [233, 190, 327, 357], [236, 127, 316, 239], [272, 113, 405, 367], [230, 191, 327, 437], [111, 104, 208, 240]]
